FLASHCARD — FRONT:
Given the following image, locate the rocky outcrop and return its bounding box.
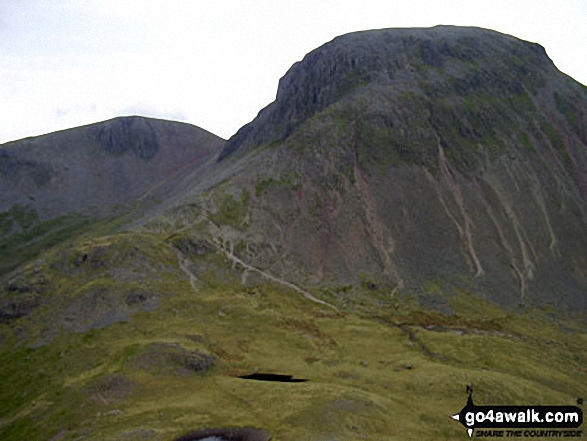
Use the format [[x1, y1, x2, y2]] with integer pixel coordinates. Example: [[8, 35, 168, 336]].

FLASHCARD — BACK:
[[97, 116, 160, 159]]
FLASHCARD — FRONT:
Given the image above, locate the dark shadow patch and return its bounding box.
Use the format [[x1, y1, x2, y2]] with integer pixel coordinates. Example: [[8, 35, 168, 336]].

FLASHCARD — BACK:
[[237, 373, 307, 383], [175, 427, 271, 441]]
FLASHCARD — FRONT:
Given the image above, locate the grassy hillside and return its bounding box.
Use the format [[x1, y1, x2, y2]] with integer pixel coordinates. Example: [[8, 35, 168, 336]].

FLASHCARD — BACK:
[[1, 225, 585, 440]]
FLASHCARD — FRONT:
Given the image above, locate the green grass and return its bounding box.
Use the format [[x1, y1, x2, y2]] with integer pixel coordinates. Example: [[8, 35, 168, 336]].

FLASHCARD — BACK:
[[554, 91, 585, 141], [1, 230, 586, 440], [540, 120, 572, 166], [0, 214, 97, 276], [518, 131, 535, 155], [0, 204, 39, 236], [255, 174, 301, 197], [209, 193, 249, 230]]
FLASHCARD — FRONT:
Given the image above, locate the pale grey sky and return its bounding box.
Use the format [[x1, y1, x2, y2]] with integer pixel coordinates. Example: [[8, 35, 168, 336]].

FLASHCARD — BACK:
[[1, 0, 586, 143]]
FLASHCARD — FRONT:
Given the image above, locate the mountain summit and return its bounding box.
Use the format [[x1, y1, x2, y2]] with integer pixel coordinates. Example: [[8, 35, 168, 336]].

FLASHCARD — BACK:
[[211, 26, 587, 310], [220, 26, 563, 160]]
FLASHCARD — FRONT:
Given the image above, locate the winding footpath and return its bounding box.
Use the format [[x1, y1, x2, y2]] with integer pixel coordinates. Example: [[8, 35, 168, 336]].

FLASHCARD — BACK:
[[169, 245, 199, 292], [214, 239, 339, 311]]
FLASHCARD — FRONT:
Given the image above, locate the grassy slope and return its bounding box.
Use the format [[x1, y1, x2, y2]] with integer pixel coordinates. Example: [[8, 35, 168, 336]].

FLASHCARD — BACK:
[[0, 227, 585, 441]]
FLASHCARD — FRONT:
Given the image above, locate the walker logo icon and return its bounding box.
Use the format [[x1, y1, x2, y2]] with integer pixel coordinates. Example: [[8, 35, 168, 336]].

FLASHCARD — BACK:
[[450, 386, 583, 438]]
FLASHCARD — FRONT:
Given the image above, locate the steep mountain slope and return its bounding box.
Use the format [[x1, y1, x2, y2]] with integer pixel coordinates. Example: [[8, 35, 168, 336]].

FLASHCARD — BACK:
[[1, 26, 587, 441], [206, 25, 587, 311], [0, 116, 224, 273]]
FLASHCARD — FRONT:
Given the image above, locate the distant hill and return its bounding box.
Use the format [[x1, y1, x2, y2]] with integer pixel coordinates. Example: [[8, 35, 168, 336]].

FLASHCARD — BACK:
[[0, 116, 224, 273], [0, 116, 224, 220]]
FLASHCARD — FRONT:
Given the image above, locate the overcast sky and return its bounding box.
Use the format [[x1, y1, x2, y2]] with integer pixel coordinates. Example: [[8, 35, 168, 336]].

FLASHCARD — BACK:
[[1, 0, 586, 144]]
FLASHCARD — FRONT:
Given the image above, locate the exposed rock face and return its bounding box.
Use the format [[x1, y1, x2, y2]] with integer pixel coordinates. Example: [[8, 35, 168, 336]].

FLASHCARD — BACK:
[[220, 26, 560, 160], [0, 116, 224, 224], [211, 26, 587, 311], [97, 116, 160, 159]]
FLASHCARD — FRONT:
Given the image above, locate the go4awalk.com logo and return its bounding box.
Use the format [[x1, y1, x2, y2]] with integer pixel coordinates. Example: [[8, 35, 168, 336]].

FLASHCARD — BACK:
[[451, 386, 583, 438]]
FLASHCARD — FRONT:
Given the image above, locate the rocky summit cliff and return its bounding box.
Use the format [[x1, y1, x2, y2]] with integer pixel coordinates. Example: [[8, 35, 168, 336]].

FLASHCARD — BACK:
[[207, 26, 587, 311]]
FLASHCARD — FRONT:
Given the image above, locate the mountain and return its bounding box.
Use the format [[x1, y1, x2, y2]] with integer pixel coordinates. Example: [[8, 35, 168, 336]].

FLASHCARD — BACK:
[[0, 116, 224, 219], [211, 25, 587, 311], [0, 116, 224, 273], [1, 26, 586, 441]]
